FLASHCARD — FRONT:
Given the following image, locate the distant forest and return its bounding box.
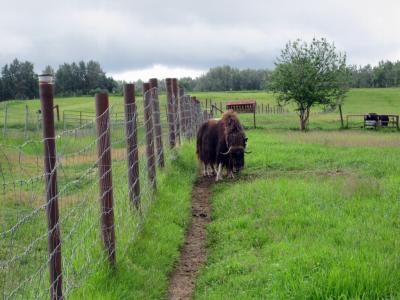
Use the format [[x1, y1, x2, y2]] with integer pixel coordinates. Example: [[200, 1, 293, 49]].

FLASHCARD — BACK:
[[0, 58, 399, 101]]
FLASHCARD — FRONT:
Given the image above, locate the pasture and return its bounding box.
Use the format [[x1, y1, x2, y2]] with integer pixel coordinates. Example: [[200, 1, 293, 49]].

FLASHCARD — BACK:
[[0, 87, 399, 299], [194, 129, 400, 299]]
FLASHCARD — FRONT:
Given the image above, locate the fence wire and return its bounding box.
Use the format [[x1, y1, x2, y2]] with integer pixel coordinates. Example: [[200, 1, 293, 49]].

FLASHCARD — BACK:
[[0, 86, 208, 299]]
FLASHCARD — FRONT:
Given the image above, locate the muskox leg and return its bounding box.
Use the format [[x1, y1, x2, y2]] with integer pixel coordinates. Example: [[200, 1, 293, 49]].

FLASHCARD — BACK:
[[215, 163, 223, 182], [228, 170, 235, 179], [202, 163, 207, 177], [207, 165, 214, 176], [212, 164, 217, 175], [206, 164, 212, 177]]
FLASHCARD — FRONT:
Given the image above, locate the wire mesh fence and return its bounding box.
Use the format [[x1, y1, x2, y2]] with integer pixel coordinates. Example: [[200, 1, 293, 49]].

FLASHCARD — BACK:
[[0, 78, 207, 299]]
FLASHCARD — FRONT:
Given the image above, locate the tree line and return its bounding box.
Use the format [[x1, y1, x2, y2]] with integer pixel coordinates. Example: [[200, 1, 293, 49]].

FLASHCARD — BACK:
[[179, 65, 273, 92], [1, 58, 400, 101], [0, 59, 117, 101], [181, 62, 400, 92], [348, 61, 400, 88]]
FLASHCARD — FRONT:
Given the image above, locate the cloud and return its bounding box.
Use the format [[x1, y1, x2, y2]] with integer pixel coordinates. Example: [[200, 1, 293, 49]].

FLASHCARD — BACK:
[[0, 0, 399, 79]]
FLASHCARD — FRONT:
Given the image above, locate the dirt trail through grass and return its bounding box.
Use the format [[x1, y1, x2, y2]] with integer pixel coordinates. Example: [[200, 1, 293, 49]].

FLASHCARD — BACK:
[[168, 176, 212, 300]]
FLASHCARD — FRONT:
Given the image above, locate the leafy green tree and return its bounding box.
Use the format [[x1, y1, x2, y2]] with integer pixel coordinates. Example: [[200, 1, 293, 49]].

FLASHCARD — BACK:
[[86, 60, 106, 93], [271, 38, 349, 131], [55, 63, 74, 95], [0, 77, 4, 101], [42, 65, 54, 76], [1, 59, 38, 100], [179, 77, 196, 91]]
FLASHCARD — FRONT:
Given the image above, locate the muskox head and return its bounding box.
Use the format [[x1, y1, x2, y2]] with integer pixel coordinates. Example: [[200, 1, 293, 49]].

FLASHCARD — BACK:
[[222, 136, 249, 173]]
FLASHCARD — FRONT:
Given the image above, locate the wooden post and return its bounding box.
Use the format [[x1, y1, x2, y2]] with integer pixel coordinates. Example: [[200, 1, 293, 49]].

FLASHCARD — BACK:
[[172, 79, 180, 145], [54, 105, 60, 122], [63, 111, 66, 130], [149, 78, 165, 168], [189, 97, 195, 139], [3, 103, 7, 137], [143, 83, 156, 189], [338, 104, 344, 128], [178, 86, 186, 141], [123, 84, 140, 209], [95, 92, 116, 267], [39, 74, 63, 300], [165, 78, 176, 148], [24, 105, 29, 139], [253, 106, 256, 128], [184, 95, 190, 138]]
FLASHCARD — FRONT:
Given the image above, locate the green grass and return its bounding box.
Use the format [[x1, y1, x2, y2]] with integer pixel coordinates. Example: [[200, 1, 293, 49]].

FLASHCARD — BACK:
[[191, 88, 400, 130], [1, 88, 399, 136], [70, 143, 197, 299], [0, 137, 198, 299], [1, 88, 400, 299], [194, 129, 400, 299]]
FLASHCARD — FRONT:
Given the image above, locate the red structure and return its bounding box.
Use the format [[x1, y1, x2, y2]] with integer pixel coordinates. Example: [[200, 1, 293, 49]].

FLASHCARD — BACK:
[[226, 100, 257, 128]]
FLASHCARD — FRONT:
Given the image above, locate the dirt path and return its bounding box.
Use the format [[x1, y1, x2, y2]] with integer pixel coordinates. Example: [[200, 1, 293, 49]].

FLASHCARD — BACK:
[[168, 176, 212, 300]]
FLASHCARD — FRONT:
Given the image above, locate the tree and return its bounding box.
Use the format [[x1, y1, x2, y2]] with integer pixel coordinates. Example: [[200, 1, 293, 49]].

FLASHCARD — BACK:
[[42, 65, 55, 76], [271, 38, 349, 131], [1, 59, 38, 100], [179, 77, 196, 91]]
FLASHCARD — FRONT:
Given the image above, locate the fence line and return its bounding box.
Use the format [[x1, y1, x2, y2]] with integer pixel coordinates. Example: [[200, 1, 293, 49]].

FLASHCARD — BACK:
[[0, 78, 208, 299]]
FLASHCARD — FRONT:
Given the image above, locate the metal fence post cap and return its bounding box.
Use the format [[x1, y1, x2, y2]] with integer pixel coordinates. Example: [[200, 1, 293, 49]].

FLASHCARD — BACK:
[[39, 73, 54, 85]]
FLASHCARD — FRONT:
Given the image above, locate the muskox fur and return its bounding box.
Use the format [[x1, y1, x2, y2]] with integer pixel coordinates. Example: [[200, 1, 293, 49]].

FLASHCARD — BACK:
[[196, 110, 247, 181]]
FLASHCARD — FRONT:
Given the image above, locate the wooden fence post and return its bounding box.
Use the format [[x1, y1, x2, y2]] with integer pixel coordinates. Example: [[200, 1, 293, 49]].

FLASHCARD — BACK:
[[338, 104, 344, 128], [24, 105, 29, 139], [189, 97, 196, 139], [143, 83, 156, 189], [183, 95, 189, 138], [39, 74, 63, 300], [95, 92, 116, 267], [3, 103, 7, 137], [54, 105, 60, 122], [178, 86, 186, 141], [123, 83, 140, 209], [172, 79, 180, 145], [63, 111, 66, 130], [165, 78, 176, 148], [149, 78, 165, 168]]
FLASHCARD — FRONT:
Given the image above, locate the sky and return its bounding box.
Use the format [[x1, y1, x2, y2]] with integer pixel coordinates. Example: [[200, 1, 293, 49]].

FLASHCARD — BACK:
[[0, 0, 399, 81]]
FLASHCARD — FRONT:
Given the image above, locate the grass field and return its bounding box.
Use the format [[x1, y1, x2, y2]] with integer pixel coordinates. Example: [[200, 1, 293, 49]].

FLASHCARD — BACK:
[[194, 129, 400, 299], [1, 88, 399, 135], [1, 88, 400, 299]]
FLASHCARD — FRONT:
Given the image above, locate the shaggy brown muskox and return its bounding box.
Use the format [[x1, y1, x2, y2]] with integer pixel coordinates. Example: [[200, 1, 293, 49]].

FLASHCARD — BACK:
[[196, 110, 248, 181]]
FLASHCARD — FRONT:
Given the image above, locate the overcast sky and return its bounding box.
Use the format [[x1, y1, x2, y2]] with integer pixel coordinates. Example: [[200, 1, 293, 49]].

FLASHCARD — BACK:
[[1, 0, 399, 80]]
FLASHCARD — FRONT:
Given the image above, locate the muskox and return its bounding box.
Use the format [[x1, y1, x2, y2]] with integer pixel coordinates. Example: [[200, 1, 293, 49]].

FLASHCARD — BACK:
[[196, 110, 248, 181]]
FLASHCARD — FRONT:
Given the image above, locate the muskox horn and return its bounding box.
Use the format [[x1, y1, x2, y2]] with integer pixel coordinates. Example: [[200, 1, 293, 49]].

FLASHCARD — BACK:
[[221, 146, 232, 155]]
